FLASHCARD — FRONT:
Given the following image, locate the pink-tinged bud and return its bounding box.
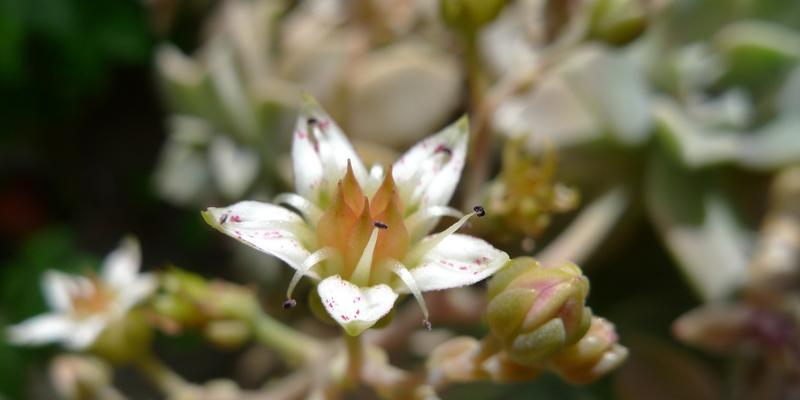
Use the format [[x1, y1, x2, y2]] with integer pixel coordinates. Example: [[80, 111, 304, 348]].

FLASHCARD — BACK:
[[486, 258, 592, 366], [549, 317, 628, 384], [50, 355, 113, 400]]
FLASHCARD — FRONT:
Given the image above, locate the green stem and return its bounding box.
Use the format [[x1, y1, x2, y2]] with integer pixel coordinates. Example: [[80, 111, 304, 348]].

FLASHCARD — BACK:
[[134, 353, 192, 397], [251, 310, 323, 364], [345, 334, 364, 384], [463, 30, 494, 207]]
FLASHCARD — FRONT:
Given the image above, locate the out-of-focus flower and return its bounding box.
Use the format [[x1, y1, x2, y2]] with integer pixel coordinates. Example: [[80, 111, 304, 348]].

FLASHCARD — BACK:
[[6, 238, 156, 352], [203, 99, 509, 335], [548, 316, 628, 384], [479, 140, 578, 245]]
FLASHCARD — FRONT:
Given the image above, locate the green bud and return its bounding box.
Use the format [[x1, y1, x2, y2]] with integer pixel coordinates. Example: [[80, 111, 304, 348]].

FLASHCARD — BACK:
[[440, 0, 508, 32], [589, 0, 649, 45], [548, 316, 628, 384], [486, 259, 591, 366], [204, 319, 252, 349], [90, 311, 153, 364]]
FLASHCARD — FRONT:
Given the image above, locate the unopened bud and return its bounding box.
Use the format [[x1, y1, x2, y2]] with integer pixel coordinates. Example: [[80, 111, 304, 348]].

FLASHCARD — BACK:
[[588, 0, 649, 45], [486, 257, 592, 366], [50, 355, 112, 399], [549, 317, 628, 384], [204, 319, 252, 349], [440, 0, 508, 32]]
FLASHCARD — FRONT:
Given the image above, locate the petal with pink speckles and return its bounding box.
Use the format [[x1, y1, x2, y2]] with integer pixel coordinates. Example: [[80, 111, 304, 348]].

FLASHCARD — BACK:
[[392, 116, 468, 211], [292, 97, 367, 207], [409, 233, 509, 292], [203, 201, 317, 278], [317, 275, 398, 336]]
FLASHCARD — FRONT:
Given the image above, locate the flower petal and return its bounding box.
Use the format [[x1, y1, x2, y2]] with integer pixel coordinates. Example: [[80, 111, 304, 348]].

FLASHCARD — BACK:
[[292, 97, 367, 206], [392, 116, 468, 211], [64, 316, 108, 350], [317, 275, 398, 336], [101, 237, 142, 291], [6, 314, 75, 347], [42, 271, 76, 312], [408, 234, 509, 292], [203, 201, 316, 277], [115, 274, 158, 312]]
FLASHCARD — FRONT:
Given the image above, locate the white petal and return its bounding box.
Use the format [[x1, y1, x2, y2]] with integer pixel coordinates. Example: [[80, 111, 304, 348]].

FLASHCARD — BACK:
[[392, 116, 468, 211], [408, 234, 509, 292], [203, 201, 316, 277], [317, 275, 398, 336], [6, 314, 75, 347], [64, 316, 108, 350], [42, 271, 76, 312], [101, 237, 142, 291], [115, 274, 158, 312], [291, 97, 367, 206]]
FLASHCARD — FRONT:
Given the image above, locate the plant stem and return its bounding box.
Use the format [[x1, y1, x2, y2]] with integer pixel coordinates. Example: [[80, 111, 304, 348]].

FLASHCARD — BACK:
[[134, 353, 192, 397], [251, 310, 323, 364], [463, 30, 494, 207], [345, 334, 364, 384]]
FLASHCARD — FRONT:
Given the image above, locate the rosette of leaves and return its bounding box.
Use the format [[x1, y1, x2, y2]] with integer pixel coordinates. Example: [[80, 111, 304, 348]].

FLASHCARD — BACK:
[[486, 0, 800, 302]]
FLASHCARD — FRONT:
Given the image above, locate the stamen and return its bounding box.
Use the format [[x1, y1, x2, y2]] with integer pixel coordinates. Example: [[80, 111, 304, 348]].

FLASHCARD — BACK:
[[407, 210, 479, 263], [405, 206, 464, 233], [386, 259, 430, 328], [374, 221, 388, 229], [282, 299, 297, 309], [286, 247, 336, 302], [351, 227, 381, 286], [274, 193, 324, 224]]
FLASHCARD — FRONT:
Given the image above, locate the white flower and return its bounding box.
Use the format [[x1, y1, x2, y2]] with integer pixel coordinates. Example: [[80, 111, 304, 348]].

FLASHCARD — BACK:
[[203, 98, 510, 336], [6, 238, 157, 350]]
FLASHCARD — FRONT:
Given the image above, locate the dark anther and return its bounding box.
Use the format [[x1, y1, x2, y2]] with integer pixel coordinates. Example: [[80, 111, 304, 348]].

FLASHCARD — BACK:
[[283, 299, 297, 309], [374, 221, 389, 229], [308, 117, 318, 125], [423, 319, 432, 331], [473, 206, 486, 217], [218, 214, 228, 224]]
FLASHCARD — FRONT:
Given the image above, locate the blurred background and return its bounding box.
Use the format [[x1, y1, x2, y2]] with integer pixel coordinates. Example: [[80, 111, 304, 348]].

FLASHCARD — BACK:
[[1, 0, 799, 398]]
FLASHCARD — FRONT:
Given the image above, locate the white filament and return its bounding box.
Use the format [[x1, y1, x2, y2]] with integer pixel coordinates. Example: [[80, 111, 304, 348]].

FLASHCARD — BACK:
[[274, 192, 323, 224], [286, 247, 336, 300], [407, 211, 477, 263], [386, 259, 429, 324], [351, 227, 381, 286]]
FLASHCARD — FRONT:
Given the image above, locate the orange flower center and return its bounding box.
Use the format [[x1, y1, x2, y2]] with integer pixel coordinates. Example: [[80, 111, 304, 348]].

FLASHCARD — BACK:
[[70, 277, 114, 317], [316, 161, 409, 285]]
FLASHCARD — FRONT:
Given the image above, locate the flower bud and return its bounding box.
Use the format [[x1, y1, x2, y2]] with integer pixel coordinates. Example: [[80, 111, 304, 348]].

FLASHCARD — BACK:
[[204, 319, 252, 349], [548, 316, 628, 384], [90, 311, 153, 363], [588, 0, 649, 45], [440, 0, 508, 32], [50, 355, 113, 400], [486, 257, 592, 366]]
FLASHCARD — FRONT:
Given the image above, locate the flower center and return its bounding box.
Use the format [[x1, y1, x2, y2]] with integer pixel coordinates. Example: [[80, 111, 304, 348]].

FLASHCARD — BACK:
[[69, 277, 114, 317], [315, 161, 409, 285]]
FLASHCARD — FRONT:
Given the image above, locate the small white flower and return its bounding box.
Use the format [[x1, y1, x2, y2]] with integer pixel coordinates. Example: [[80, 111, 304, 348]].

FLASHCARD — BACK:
[[203, 98, 509, 336], [6, 238, 157, 350]]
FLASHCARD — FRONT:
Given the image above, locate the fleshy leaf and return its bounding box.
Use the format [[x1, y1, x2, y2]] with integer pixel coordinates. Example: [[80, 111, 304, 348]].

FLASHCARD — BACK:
[[291, 97, 367, 207], [392, 116, 468, 213], [407, 233, 509, 292], [203, 201, 315, 276], [316, 275, 397, 336]]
